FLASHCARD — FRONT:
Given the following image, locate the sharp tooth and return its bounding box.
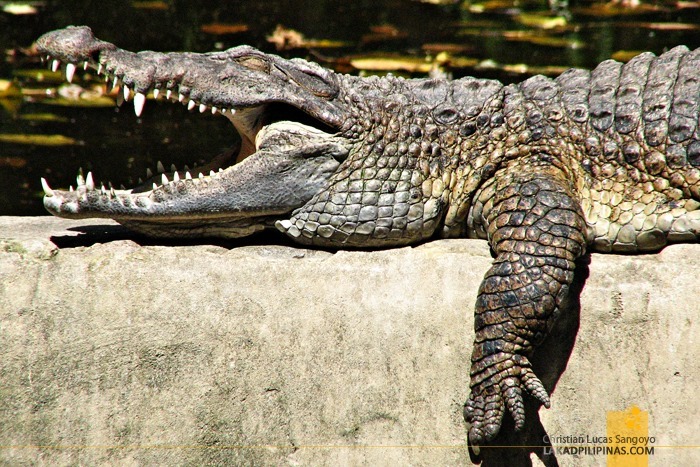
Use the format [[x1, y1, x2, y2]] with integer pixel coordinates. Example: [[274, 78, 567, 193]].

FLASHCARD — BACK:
[[230, 108, 236, 115], [178, 93, 186, 102], [146, 168, 153, 178], [210, 170, 216, 177], [211, 106, 218, 114], [173, 171, 180, 182], [83, 61, 89, 70], [166, 89, 173, 100], [85, 172, 95, 190], [198, 172, 204, 179], [97, 63, 104, 75], [65, 63, 76, 83], [161, 173, 169, 184], [199, 103, 207, 113], [187, 100, 196, 111], [153, 183, 158, 190], [157, 161, 165, 173], [76, 173, 85, 186], [220, 108, 227, 114], [123, 85, 131, 102], [113, 76, 120, 90], [110, 188, 116, 196], [153, 88, 160, 99], [134, 92, 146, 117], [51, 59, 60, 73], [185, 171, 192, 179], [101, 184, 107, 194], [219, 168, 223, 173], [41, 178, 54, 196], [69, 185, 74, 192]]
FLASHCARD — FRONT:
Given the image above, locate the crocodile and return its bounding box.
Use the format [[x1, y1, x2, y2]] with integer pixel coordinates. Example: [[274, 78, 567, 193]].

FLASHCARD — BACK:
[[36, 26, 700, 452]]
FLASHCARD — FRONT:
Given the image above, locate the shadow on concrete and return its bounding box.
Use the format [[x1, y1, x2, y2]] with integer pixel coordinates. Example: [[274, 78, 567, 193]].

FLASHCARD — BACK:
[[469, 255, 591, 467], [49, 224, 298, 250]]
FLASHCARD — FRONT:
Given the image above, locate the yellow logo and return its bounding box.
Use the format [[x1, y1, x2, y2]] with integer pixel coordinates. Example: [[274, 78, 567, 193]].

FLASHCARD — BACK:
[[607, 405, 650, 466]]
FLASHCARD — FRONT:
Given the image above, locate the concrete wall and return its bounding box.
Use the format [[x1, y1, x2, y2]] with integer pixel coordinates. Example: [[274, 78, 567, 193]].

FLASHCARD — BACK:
[[1, 217, 697, 465]]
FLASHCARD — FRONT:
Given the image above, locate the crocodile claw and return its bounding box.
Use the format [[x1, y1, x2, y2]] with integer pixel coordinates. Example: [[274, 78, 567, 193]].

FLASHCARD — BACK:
[[464, 353, 550, 445]]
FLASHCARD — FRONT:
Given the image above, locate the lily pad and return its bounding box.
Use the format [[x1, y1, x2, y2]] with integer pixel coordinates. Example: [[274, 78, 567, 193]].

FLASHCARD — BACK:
[[616, 22, 700, 31], [610, 50, 645, 62], [19, 113, 70, 123], [131, 1, 169, 10], [2, 3, 39, 15], [201, 23, 249, 36], [0, 79, 22, 98], [44, 96, 115, 108], [503, 31, 583, 49], [0, 134, 78, 146], [13, 68, 65, 83], [350, 56, 433, 74], [267, 25, 349, 51], [516, 13, 568, 30]]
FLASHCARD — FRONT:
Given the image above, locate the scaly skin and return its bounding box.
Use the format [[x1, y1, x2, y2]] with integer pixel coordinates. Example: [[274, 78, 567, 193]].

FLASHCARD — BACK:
[[36, 27, 700, 448]]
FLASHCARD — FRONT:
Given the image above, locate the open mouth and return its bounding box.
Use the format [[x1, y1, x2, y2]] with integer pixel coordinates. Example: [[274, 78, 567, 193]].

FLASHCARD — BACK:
[[36, 27, 350, 237]]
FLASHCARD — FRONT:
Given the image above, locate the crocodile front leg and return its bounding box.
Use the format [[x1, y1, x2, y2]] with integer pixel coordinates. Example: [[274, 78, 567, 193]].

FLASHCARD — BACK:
[[464, 165, 589, 445]]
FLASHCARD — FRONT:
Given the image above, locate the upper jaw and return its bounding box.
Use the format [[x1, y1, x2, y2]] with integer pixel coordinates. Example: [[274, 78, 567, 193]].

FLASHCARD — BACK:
[[35, 26, 345, 128]]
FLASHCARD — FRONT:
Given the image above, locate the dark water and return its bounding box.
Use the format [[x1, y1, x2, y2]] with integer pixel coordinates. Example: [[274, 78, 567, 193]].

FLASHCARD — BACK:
[[2, 0, 700, 215]]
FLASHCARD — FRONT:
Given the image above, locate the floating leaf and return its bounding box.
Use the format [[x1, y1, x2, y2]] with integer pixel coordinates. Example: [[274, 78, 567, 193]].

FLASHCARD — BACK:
[[0, 79, 22, 98], [572, 3, 663, 17], [0, 134, 77, 146], [503, 31, 583, 49], [616, 22, 700, 31], [268, 25, 305, 50], [466, 0, 521, 14], [19, 113, 69, 123], [12, 68, 64, 83], [516, 13, 567, 29], [422, 43, 475, 55], [433, 53, 480, 70], [201, 23, 249, 35], [2, 3, 38, 15], [132, 1, 169, 9], [611, 50, 645, 62], [45, 96, 115, 108], [31, 83, 116, 107], [267, 25, 349, 51], [350, 56, 433, 74], [414, 0, 459, 4], [500, 63, 570, 76], [0, 80, 22, 115]]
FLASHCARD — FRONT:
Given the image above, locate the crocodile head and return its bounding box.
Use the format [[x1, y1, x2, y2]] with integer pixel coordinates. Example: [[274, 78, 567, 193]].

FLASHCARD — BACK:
[[37, 26, 353, 238]]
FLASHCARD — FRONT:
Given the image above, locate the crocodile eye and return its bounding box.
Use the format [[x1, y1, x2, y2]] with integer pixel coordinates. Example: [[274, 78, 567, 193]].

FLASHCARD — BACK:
[[236, 56, 270, 73], [434, 105, 459, 125]]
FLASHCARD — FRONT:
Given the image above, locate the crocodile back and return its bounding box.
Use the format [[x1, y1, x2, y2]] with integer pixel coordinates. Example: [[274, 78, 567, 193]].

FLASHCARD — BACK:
[[555, 46, 700, 199]]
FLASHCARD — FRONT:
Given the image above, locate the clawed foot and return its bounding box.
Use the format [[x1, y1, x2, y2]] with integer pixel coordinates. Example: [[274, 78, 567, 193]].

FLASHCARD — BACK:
[[463, 353, 550, 445]]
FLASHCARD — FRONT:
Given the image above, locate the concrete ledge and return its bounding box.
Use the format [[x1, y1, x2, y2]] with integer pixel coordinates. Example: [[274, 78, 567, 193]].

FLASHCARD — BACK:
[[0, 217, 697, 465]]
